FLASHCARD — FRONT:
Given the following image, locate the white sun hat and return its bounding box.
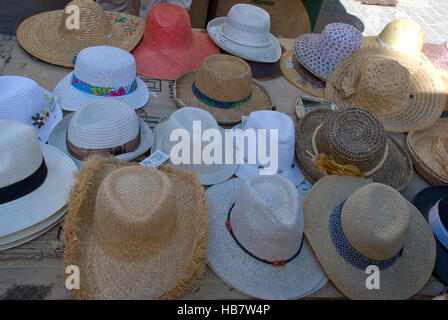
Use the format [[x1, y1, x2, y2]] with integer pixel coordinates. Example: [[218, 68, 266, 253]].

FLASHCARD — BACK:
[[233, 110, 305, 186], [48, 99, 153, 167], [0, 120, 77, 250], [207, 4, 281, 63], [152, 107, 237, 185], [207, 176, 327, 300], [53, 46, 149, 111], [0, 76, 63, 143]]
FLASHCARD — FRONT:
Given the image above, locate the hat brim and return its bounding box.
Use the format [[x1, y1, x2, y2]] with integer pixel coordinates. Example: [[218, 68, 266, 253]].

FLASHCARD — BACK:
[[206, 178, 327, 300], [16, 10, 145, 68], [303, 175, 436, 300], [207, 17, 281, 63], [53, 72, 149, 111], [48, 113, 154, 167], [174, 70, 272, 125]]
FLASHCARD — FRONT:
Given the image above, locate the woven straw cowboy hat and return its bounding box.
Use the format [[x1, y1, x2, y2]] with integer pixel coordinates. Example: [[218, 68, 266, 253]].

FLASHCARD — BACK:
[[53, 46, 149, 111], [0, 121, 77, 251], [63, 156, 207, 299], [325, 47, 446, 132], [132, 3, 219, 81], [295, 108, 413, 191], [16, 0, 144, 68], [174, 54, 272, 125], [0, 76, 63, 143], [48, 99, 153, 167], [206, 176, 327, 300], [303, 176, 436, 299]]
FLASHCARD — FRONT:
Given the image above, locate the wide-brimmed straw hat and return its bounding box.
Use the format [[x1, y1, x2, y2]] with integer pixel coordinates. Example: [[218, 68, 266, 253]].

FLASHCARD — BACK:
[[48, 99, 153, 167], [295, 108, 412, 191], [325, 47, 446, 132], [53, 46, 149, 111], [16, 0, 145, 68], [153, 107, 237, 185], [207, 4, 281, 63], [294, 23, 363, 81], [206, 176, 327, 300], [0, 76, 63, 143], [174, 54, 272, 125], [63, 157, 207, 299], [0, 121, 77, 250], [303, 176, 436, 299], [132, 3, 218, 81]]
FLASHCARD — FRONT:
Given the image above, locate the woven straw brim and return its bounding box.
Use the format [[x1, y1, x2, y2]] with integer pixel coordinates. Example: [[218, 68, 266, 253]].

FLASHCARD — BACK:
[[63, 157, 208, 300], [325, 48, 446, 132], [295, 109, 413, 191], [174, 70, 272, 125], [17, 10, 145, 68], [303, 176, 436, 300]]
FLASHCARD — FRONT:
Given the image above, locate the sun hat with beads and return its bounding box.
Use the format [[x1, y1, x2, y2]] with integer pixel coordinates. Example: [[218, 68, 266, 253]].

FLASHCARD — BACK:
[[0, 76, 62, 143], [63, 156, 207, 299], [295, 107, 413, 191], [174, 54, 272, 125], [303, 176, 436, 299], [325, 47, 446, 132], [206, 176, 327, 300]]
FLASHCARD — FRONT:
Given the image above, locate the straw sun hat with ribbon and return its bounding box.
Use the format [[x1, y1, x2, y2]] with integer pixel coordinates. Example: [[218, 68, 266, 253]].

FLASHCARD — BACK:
[[174, 54, 272, 125], [63, 157, 207, 299], [295, 107, 412, 191]]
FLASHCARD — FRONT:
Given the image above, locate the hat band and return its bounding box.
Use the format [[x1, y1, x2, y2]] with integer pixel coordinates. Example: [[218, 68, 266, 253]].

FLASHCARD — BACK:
[[329, 200, 403, 270], [192, 82, 252, 109], [0, 158, 48, 205], [71, 74, 138, 97], [226, 203, 304, 267], [429, 200, 448, 250]]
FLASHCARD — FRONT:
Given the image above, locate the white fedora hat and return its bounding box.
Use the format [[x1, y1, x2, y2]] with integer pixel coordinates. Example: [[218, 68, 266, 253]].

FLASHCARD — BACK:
[[234, 110, 305, 186], [153, 107, 237, 186], [48, 99, 153, 167], [0, 76, 63, 143], [207, 176, 327, 299], [0, 120, 77, 250], [207, 4, 281, 63], [53, 46, 149, 111]]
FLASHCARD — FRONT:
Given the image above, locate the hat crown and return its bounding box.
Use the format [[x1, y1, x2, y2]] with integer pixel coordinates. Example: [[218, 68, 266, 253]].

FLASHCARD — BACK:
[[230, 175, 303, 262], [316, 23, 363, 54], [379, 19, 425, 56]]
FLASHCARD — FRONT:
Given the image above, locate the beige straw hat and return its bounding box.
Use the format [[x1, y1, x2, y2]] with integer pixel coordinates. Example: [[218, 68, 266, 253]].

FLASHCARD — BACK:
[[16, 0, 145, 67], [303, 176, 436, 300], [174, 54, 272, 125], [295, 108, 413, 191], [325, 47, 446, 132], [63, 157, 207, 300]]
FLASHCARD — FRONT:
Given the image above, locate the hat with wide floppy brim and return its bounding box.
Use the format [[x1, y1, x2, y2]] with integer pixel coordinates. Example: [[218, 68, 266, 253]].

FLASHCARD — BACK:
[[63, 156, 208, 299], [303, 176, 436, 299], [16, 0, 145, 68]]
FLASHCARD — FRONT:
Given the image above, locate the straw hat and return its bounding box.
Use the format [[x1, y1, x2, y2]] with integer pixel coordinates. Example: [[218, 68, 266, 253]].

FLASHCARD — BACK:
[[53, 46, 149, 111], [63, 157, 207, 299], [152, 107, 237, 185], [206, 176, 327, 300], [233, 110, 306, 186], [325, 47, 446, 132], [0, 76, 63, 143], [132, 3, 219, 81], [174, 54, 272, 125], [48, 99, 153, 167], [303, 176, 436, 299], [16, 0, 145, 68], [0, 121, 77, 250], [422, 42, 448, 110], [295, 108, 412, 191], [295, 23, 363, 81]]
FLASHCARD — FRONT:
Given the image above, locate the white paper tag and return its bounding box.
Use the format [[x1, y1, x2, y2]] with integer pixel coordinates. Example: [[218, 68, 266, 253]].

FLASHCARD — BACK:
[[140, 150, 169, 168]]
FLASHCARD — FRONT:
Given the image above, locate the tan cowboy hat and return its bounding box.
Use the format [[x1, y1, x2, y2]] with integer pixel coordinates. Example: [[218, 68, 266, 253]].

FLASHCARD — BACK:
[[325, 47, 446, 132], [63, 157, 207, 299], [16, 0, 145, 67], [303, 176, 436, 300]]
